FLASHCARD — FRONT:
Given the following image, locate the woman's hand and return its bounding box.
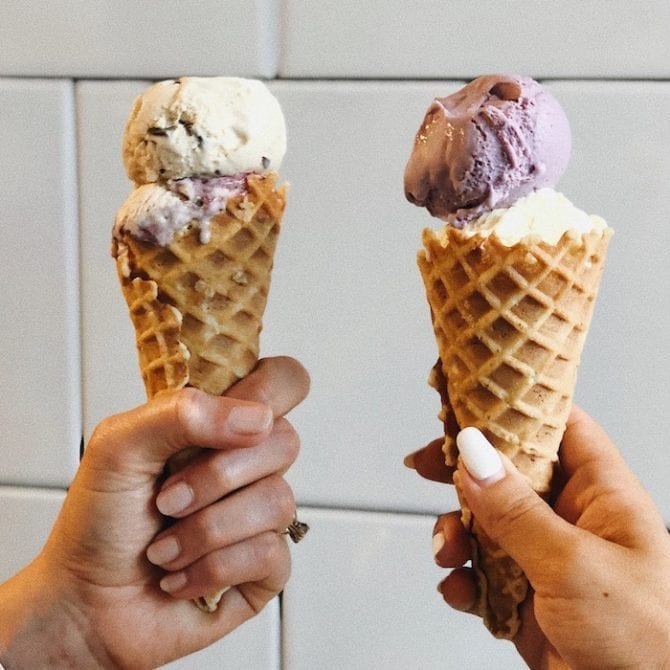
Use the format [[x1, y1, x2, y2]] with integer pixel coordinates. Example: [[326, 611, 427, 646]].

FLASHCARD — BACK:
[[0, 356, 309, 670], [409, 406, 670, 669]]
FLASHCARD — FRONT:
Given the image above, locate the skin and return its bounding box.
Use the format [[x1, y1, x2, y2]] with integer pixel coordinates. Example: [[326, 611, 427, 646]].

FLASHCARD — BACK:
[[0, 356, 310, 669], [407, 406, 670, 670]]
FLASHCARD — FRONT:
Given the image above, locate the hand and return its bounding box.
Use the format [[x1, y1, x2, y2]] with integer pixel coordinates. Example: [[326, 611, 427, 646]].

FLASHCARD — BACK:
[[0, 356, 309, 669], [409, 406, 670, 669]]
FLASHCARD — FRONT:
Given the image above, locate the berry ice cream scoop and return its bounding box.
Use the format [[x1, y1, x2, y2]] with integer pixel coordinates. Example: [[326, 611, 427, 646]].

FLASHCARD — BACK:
[[404, 74, 571, 225]]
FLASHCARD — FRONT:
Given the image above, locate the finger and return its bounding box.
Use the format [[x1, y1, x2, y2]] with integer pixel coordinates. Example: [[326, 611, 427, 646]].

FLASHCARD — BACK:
[[404, 438, 455, 484], [156, 418, 300, 518], [455, 427, 579, 586], [557, 406, 667, 540], [158, 531, 291, 600], [147, 475, 295, 571], [85, 388, 274, 475], [226, 356, 310, 418], [433, 512, 471, 568], [560, 405, 627, 478], [437, 567, 478, 613]]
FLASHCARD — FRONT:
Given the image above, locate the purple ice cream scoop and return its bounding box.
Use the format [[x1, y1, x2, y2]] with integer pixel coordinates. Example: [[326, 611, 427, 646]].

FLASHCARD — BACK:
[[404, 74, 571, 225]]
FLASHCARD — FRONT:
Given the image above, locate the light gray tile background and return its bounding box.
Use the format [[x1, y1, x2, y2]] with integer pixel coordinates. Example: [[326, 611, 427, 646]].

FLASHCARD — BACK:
[[1, 2, 668, 668]]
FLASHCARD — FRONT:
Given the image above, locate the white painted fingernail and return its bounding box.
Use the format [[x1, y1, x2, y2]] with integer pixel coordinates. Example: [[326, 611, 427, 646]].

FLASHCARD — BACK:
[[456, 427, 504, 483]]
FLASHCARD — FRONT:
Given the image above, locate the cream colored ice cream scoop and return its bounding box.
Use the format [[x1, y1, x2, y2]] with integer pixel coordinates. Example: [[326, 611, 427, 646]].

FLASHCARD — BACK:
[[123, 76, 286, 184]]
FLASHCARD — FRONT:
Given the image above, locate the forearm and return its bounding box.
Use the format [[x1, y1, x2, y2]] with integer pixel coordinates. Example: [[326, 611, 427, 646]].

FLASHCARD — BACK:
[[0, 558, 114, 669]]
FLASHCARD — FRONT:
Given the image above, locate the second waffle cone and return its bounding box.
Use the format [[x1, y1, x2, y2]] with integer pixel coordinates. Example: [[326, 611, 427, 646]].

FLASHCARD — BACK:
[[418, 225, 611, 638]]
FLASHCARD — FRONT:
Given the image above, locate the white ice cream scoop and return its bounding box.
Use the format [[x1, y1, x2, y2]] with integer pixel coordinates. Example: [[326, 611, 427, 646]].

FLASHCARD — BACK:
[[123, 76, 286, 184]]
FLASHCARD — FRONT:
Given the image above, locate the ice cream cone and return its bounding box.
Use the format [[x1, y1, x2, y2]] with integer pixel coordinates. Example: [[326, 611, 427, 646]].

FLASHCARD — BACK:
[[113, 172, 286, 613], [418, 225, 611, 637], [113, 173, 285, 400]]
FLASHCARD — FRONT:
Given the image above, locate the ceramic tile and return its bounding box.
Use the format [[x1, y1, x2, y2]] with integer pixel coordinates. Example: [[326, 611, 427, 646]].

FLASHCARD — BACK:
[[283, 507, 521, 669], [264, 80, 462, 514], [0, 486, 66, 582], [0, 79, 81, 487], [77, 80, 149, 441], [161, 598, 279, 670], [281, 0, 670, 79], [0, 1, 279, 78], [547, 80, 670, 520]]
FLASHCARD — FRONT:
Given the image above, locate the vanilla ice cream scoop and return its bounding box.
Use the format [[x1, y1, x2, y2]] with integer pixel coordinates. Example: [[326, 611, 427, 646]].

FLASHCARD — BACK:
[[123, 76, 286, 184], [404, 75, 571, 225]]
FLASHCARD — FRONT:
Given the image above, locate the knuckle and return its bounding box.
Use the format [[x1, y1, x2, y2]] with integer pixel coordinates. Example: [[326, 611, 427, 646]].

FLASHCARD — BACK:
[[265, 475, 295, 523], [191, 506, 220, 544], [275, 356, 311, 394], [253, 532, 287, 570], [212, 458, 236, 495], [492, 494, 543, 536], [86, 413, 129, 468], [274, 418, 301, 464], [200, 553, 225, 585], [170, 387, 206, 444]]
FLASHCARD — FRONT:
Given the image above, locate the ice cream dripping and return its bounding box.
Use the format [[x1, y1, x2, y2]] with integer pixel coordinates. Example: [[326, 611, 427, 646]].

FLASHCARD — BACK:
[[113, 173, 249, 246]]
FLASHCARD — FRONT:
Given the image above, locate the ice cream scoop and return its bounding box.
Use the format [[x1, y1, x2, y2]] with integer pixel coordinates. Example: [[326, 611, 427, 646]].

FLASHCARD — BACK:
[[404, 74, 571, 225], [123, 76, 286, 184]]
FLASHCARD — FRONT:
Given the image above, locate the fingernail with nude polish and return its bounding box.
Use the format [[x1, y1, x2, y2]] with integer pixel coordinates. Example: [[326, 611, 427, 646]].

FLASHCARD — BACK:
[[160, 571, 187, 593], [156, 481, 194, 517], [228, 405, 273, 435], [147, 536, 180, 566], [456, 427, 504, 484]]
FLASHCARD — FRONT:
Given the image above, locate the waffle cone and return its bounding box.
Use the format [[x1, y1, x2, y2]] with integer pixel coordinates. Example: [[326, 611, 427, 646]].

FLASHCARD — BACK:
[[113, 172, 286, 612], [113, 173, 285, 399], [419, 225, 611, 638]]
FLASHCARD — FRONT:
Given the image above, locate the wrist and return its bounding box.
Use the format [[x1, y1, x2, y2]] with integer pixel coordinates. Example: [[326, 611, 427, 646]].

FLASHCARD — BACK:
[[0, 557, 113, 669]]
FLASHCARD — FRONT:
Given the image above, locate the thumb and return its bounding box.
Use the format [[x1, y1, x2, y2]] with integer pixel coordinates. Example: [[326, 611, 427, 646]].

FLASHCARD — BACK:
[[455, 427, 577, 584], [84, 388, 273, 478]]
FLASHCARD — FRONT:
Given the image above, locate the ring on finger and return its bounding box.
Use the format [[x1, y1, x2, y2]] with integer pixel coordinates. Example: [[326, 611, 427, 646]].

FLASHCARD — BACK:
[[283, 513, 309, 543]]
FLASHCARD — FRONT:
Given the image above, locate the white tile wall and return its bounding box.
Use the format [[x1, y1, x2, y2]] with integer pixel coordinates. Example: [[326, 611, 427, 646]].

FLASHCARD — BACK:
[[2, 3, 669, 669], [161, 598, 280, 670], [281, 0, 670, 79], [0, 487, 65, 582], [0, 79, 81, 488], [265, 80, 463, 515], [548, 81, 670, 510], [77, 80, 150, 430], [0, 1, 279, 78], [283, 508, 521, 669]]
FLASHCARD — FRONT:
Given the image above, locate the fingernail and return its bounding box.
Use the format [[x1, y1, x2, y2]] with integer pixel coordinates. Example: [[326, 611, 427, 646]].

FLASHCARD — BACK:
[[160, 571, 188, 593], [456, 427, 504, 483], [432, 531, 445, 561], [403, 452, 416, 469], [228, 405, 273, 435], [157, 482, 194, 516], [147, 536, 181, 565]]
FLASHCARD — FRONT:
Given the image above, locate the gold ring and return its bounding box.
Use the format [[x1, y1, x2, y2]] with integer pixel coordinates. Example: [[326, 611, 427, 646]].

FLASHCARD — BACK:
[[284, 514, 309, 543]]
